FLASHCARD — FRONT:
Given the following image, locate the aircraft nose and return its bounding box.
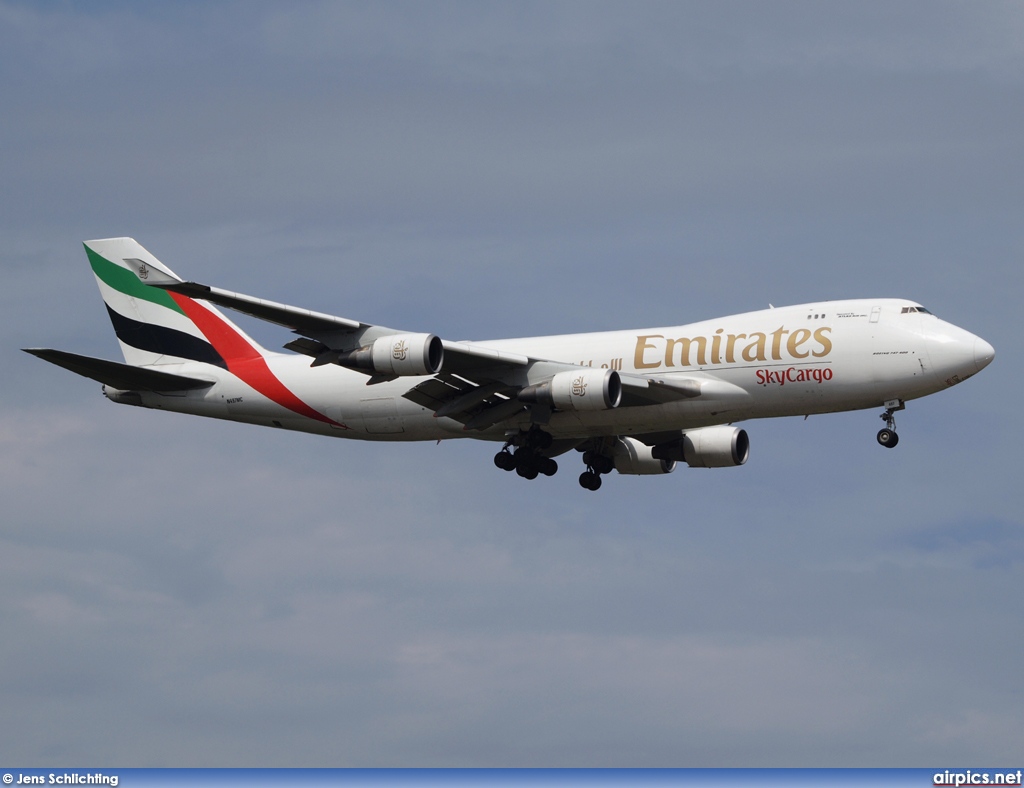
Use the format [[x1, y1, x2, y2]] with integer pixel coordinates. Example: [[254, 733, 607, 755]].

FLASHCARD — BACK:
[[974, 337, 995, 372]]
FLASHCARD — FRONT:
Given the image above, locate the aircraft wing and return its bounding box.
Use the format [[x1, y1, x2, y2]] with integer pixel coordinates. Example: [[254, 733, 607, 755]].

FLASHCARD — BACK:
[[134, 264, 532, 375], [398, 369, 705, 429], [131, 262, 709, 427], [142, 278, 366, 336]]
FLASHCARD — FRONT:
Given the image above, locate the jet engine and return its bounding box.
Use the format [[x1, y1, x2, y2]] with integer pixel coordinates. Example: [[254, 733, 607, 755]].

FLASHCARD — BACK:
[[613, 436, 676, 475], [519, 368, 621, 411], [652, 426, 749, 468], [335, 333, 444, 376]]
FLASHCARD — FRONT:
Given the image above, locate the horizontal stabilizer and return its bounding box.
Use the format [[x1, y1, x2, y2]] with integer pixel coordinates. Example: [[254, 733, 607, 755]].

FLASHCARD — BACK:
[[24, 348, 214, 391]]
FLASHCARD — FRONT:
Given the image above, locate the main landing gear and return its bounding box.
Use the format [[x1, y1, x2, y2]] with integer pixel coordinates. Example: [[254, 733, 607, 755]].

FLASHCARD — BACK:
[[493, 428, 558, 480], [493, 430, 616, 491], [877, 399, 905, 448], [578, 449, 614, 491]]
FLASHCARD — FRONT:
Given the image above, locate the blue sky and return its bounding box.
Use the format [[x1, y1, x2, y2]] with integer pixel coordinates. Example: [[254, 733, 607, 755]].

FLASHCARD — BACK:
[[2, 0, 1022, 766]]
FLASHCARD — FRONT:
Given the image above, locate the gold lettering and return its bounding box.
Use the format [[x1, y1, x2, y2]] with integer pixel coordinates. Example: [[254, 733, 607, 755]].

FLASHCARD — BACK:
[[787, 328, 812, 358], [726, 333, 746, 363], [634, 335, 664, 369], [665, 336, 707, 367], [770, 326, 789, 360], [812, 327, 833, 357], [634, 326, 829, 367], [742, 332, 768, 362]]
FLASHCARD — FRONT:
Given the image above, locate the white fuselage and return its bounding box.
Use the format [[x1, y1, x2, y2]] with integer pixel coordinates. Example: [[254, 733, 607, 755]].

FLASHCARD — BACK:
[[120, 299, 993, 443]]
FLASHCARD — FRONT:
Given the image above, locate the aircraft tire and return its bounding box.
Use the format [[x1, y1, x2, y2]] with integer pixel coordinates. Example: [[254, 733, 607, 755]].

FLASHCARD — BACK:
[[517, 463, 539, 480], [539, 457, 558, 476], [494, 451, 516, 471], [876, 429, 899, 448], [579, 471, 601, 491], [515, 452, 539, 479]]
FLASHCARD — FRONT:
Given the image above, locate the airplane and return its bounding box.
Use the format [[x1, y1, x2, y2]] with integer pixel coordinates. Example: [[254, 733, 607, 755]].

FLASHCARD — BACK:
[[25, 238, 995, 491]]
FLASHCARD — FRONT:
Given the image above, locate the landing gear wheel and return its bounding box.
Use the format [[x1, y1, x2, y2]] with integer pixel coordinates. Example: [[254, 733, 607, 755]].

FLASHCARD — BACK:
[[539, 457, 558, 477], [515, 453, 539, 479], [517, 463, 539, 480], [579, 471, 602, 491], [877, 400, 904, 448], [494, 451, 516, 471], [581, 451, 613, 475], [877, 429, 899, 448]]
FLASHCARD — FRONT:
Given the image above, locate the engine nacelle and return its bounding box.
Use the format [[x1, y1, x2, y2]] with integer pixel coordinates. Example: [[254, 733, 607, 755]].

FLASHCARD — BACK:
[[371, 333, 443, 376], [519, 368, 621, 411], [652, 426, 749, 468], [613, 437, 676, 475], [336, 333, 444, 376]]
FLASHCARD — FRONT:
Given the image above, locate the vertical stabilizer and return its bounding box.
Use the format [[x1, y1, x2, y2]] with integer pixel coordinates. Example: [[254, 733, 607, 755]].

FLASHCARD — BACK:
[[85, 237, 267, 368]]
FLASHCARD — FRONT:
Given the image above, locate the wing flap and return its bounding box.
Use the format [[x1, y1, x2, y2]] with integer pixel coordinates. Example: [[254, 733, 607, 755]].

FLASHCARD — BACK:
[[402, 375, 520, 427], [433, 381, 509, 418], [462, 397, 527, 431], [282, 337, 326, 357], [402, 375, 473, 412]]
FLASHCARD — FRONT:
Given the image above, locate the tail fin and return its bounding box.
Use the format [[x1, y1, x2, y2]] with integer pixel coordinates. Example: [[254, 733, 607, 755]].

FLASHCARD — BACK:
[[85, 238, 268, 368]]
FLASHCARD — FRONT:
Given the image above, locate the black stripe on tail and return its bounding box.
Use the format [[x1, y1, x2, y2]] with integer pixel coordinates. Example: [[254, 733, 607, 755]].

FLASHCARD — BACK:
[[105, 305, 227, 369]]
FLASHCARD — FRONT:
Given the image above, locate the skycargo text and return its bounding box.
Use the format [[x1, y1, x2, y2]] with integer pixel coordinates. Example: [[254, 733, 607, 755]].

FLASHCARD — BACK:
[[755, 366, 834, 386]]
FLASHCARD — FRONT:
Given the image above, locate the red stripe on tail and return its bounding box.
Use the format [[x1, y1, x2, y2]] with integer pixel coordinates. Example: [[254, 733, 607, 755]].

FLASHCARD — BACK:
[[168, 292, 348, 428]]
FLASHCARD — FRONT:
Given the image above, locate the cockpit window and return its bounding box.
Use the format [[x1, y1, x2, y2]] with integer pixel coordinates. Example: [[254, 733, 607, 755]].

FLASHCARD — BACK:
[[901, 306, 933, 314]]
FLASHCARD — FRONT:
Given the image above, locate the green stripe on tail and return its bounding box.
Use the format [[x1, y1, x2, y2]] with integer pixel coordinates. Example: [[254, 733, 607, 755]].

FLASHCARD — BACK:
[[85, 244, 185, 314]]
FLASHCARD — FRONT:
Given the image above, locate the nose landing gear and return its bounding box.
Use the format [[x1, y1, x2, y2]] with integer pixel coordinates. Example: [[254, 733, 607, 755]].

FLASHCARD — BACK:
[[877, 399, 904, 448]]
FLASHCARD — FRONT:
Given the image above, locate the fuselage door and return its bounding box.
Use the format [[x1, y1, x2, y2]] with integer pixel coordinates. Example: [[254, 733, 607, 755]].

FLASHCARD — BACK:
[[869, 305, 882, 323]]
